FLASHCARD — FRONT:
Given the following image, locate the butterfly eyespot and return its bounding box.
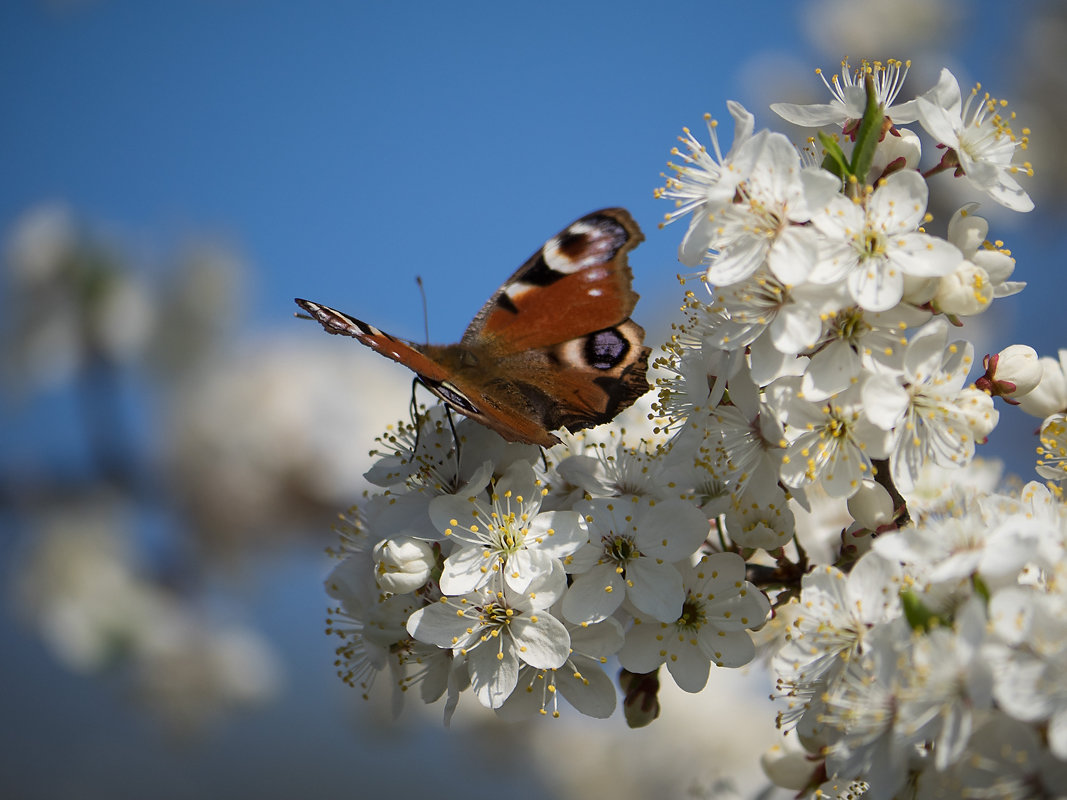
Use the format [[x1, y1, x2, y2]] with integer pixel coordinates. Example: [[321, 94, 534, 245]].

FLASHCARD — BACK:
[[584, 328, 630, 370]]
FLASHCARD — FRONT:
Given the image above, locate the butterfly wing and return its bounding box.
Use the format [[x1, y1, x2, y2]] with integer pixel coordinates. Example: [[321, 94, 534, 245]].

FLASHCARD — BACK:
[[490, 318, 651, 436], [295, 297, 546, 442], [461, 208, 643, 352], [294, 298, 452, 384], [295, 207, 651, 448]]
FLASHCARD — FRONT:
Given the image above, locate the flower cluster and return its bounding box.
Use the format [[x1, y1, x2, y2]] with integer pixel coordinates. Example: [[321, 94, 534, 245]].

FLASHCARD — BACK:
[[654, 60, 1032, 516], [325, 409, 768, 721], [321, 57, 1066, 797], [773, 478, 1067, 798]]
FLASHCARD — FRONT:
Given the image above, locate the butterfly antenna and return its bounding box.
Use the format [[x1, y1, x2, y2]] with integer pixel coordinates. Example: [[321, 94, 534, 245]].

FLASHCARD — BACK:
[[294, 311, 314, 321], [415, 275, 430, 345]]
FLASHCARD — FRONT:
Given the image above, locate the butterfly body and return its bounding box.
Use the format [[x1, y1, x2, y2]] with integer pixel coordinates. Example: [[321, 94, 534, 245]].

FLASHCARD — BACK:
[[295, 208, 650, 447]]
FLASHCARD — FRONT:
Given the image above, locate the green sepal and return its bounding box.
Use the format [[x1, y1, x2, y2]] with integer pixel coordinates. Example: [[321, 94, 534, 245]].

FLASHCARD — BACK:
[[818, 131, 849, 181], [848, 72, 885, 184], [972, 573, 991, 603], [901, 588, 941, 632]]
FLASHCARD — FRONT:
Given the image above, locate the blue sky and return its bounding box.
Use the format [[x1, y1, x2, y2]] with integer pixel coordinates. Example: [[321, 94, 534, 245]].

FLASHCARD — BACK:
[[3, 0, 1038, 343], [1, 2, 1062, 797]]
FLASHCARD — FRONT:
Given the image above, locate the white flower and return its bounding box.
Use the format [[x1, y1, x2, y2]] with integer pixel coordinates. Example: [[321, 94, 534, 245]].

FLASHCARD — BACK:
[[916, 68, 1033, 212], [618, 552, 769, 691], [810, 169, 963, 312], [819, 622, 923, 800], [700, 134, 840, 286], [987, 586, 1067, 759], [958, 715, 1067, 797], [1018, 350, 1067, 419], [774, 552, 902, 696], [711, 363, 787, 496], [709, 269, 836, 355], [498, 616, 624, 719], [724, 473, 795, 551], [800, 301, 931, 401], [562, 497, 710, 624], [897, 598, 994, 770], [405, 573, 570, 709], [553, 437, 676, 501], [771, 58, 920, 129], [771, 379, 892, 498], [861, 318, 995, 491], [429, 461, 584, 597], [933, 261, 993, 315], [1037, 414, 1067, 482], [868, 127, 922, 182], [946, 204, 1024, 299], [657, 102, 768, 267]]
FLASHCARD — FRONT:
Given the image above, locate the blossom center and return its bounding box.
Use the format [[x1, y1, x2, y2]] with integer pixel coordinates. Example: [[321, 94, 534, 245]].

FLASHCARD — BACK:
[[675, 595, 707, 632], [603, 533, 640, 566]]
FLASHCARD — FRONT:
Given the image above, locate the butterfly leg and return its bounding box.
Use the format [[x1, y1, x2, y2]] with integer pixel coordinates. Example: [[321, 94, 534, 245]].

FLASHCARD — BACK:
[[443, 402, 463, 478], [409, 377, 423, 452]]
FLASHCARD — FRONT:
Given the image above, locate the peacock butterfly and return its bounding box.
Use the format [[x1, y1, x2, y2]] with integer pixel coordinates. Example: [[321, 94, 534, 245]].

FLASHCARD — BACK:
[[295, 208, 650, 447]]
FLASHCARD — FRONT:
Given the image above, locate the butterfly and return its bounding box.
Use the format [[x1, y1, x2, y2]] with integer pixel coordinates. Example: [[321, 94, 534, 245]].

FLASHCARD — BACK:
[[295, 208, 650, 448]]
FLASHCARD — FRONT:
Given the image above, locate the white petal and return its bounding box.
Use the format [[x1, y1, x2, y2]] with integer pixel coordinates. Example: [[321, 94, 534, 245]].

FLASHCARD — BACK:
[[665, 637, 711, 692], [509, 613, 570, 669], [467, 636, 519, 708], [916, 96, 961, 146], [407, 600, 474, 648], [679, 211, 719, 268], [848, 259, 904, 312], [869, 170, 928, 233], [618, 619, 668, 673], [770, 101, 847, 127], [862, 373, 909, 430], [891, 234, 963, 278], [561, 563, 625, 624], [556, 655, 617, 718], [626, 559, 685, 622], [637, 499, 710, 560], [769, 304, 822, 354], [439, 545, 490, 595], [803, 340, 859, 401], [767, 226, 817, 285], [798, 168, 843, 217], [527, 510, 585, 558], [697, 627, 755, 667], [707, 231, 768, 285]]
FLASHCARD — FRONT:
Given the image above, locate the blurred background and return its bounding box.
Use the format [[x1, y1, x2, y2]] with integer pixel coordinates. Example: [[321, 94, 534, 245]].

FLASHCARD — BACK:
[[2, 1, 1065, 797]]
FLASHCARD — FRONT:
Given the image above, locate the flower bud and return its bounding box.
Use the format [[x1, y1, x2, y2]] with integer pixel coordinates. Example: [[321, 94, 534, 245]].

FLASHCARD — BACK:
[[868, 127, 922, 182], [934, 263, 993, 316], [977, 345, 1042, 403], [997, 345, 1043, 396], [760, 743, 816, 791], [373, 537, 434, 594], [901, 274, 939, 306], [846, 480, 895, 530], [1017, 353, 1067, 419]]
